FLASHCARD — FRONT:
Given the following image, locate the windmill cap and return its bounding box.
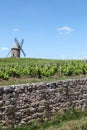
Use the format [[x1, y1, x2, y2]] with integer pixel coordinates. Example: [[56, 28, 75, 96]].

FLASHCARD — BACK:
[[12, 43, 19, 49]]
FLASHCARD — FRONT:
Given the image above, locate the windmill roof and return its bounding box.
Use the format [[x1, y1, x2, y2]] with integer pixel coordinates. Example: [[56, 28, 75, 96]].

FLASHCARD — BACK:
[[12, 43, 19, 49]]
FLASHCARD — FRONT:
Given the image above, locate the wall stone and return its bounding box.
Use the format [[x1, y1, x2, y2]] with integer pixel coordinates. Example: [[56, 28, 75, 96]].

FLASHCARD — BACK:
[[0, 78, 87, 128]]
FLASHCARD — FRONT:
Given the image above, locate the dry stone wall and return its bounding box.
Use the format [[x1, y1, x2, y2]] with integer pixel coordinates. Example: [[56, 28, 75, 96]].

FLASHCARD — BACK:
[[0, 78, 87, 128]]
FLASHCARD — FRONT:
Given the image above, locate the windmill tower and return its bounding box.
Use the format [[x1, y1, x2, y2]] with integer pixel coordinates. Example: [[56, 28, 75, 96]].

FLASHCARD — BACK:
[[7, 38, 26, 58]]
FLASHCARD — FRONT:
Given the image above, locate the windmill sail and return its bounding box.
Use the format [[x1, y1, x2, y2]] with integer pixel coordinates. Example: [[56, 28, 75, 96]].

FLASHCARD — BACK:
[[21, 48, 26, 57], [20, 39, 24, 48], [6, 50, 11, 57]]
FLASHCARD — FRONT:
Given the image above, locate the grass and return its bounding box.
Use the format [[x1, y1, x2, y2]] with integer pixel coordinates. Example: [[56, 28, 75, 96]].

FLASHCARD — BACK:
[[0, 74, 87, 86], [47, 117, 87, 130], [6, 109, 87, 130]]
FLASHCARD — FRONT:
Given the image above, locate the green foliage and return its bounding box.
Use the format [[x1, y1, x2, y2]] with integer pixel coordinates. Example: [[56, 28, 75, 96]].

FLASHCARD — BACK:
[[0, 58, 87, 80]]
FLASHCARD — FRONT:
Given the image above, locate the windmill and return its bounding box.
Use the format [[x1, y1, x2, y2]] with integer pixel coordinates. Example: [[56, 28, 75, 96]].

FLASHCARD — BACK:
[[7, 38, 26, 58]]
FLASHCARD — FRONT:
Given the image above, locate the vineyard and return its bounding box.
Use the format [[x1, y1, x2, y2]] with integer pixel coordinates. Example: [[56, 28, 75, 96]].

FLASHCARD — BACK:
[[0, 58, 87, 81]]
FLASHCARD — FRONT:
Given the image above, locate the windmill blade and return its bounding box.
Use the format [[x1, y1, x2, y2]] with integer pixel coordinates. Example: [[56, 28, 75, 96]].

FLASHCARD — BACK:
[[14, 38, 20, 47], [21, 48, 26, 57], [6, 50, 11, 57], [14, 38, 18, 43], [20, 39, 24, 48]]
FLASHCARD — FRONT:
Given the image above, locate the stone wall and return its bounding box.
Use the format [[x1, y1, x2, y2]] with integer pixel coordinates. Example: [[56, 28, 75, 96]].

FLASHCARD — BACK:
[[0, 78, 87, 128]]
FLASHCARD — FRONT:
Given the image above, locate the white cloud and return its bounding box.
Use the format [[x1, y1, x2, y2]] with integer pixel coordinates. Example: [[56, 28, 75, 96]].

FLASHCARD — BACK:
[[72, 53, 87, 59], [13, 28, 19, 32], [0, 47, 9, 51], [56, 26, 74, 34], [81, 52, 87, 55], [60, 53, 67, 59]]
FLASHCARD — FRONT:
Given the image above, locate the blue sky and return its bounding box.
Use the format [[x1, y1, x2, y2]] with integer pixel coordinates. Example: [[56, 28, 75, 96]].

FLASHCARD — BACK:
[[0, 0, 87, 59]]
